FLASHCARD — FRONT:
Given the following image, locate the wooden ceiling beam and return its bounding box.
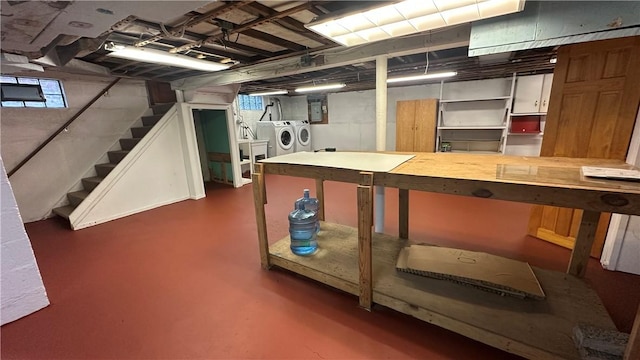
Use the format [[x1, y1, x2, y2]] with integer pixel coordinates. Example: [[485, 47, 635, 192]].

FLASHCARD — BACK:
[[240, 29, 307, 52], [134, 1, 254, 47], [153, 68, 196, 79], [241, 2, 336, 45], [114, 27, 258, 63], [172, 25, 471, 90], [111, 60, 137, 71], [170, 2, 314, 53], [239, 50, 556, 93], [131, 65, 166, 77], [214, 39, 275, 58]]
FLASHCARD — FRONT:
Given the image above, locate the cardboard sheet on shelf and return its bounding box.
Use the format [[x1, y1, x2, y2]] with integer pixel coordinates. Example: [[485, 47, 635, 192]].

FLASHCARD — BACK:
[[396, 245, 545, 299], [260, 151, 414, 172]]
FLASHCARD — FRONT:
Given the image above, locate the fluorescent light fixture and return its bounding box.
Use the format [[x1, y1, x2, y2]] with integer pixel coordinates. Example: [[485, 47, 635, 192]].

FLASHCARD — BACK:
[[249, 90, 288, 96], [307, 0, 526, 47], [387, 71, 457, 83], [295, 83, 346, 93], [104, 43, 230, 72]]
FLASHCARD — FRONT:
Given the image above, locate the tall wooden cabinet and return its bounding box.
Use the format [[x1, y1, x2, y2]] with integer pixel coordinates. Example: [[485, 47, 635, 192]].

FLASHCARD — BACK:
[[395, 99, 438, 152]]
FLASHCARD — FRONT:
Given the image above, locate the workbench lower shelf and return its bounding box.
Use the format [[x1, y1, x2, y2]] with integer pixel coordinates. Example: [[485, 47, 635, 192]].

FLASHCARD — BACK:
[[268, 222, 615, 360]]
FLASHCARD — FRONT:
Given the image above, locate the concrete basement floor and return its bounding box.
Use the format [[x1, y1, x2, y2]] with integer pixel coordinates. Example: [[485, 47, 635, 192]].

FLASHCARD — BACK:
[[2, 175, 639, 359]]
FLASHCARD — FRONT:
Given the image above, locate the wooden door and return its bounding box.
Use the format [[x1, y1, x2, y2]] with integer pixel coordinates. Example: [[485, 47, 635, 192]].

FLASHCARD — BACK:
[[146, 81, 177, 105], [396, 99, 437, 152], [396, 100, 417, 151], [528, 36, 640, 257]]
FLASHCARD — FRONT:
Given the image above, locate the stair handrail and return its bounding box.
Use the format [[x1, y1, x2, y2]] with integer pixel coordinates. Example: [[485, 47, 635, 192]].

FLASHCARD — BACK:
[[7, 78, 121, 178]]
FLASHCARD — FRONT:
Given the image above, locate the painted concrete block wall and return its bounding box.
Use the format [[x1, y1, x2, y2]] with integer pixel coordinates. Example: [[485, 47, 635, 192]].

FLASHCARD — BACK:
[[313, 83, 443, 151], [238, 77, 540, 154], [1, 158, 49, 325], [1, 73, 149, 223], [236, 95, 304, 142], [277, 95, 308, 120], [236, 107, 263, 141]]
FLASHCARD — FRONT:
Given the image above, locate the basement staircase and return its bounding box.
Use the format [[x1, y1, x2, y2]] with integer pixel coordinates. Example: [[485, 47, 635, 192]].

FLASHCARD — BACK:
[[52, 103, 174, 222]]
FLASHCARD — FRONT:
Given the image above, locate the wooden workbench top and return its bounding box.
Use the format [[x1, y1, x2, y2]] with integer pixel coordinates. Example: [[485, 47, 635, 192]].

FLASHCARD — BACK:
[[389, 153, 640, 193]]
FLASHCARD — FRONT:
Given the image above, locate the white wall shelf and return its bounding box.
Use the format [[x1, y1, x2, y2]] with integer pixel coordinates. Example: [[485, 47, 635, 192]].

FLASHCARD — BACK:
[[508, 132, 544, 136], [434, 74, 552, 155], [236, 139, 268, 186], [437, 76, 515, 154], [510, 112, 547, 116], [440, 96, 511, 103], [439, 126, 507, 130]]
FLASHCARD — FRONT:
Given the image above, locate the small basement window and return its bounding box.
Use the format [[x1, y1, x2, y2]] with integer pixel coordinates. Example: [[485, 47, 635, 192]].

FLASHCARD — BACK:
[[238, 94, 263, 111], [1, 76, 67, 108]]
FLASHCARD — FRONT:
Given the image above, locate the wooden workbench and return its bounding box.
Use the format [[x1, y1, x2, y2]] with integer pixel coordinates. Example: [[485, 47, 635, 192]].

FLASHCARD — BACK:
[[252, 152, 640, 360]]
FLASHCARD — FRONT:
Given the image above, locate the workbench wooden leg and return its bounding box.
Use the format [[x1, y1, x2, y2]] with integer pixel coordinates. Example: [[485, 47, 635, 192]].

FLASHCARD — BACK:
[[399, 188, 409, 239], [315, 178, 325, 221], [358, 172, 374, 310], [567, 210, 600, 277], [252, 163, 270, 270], [625, 303, 640, 359]]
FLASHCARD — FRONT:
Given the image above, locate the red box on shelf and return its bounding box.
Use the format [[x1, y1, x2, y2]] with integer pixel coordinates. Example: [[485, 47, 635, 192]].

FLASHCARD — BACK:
[[510, 116, 541, 133]]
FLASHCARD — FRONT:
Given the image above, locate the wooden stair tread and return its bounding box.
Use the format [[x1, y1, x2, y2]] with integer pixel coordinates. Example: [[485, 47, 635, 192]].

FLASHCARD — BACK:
[[68, 190, 90, 199], [142, 115, 163, 126], [119, 138, 139, 151], [82, 176, 102, 184], [95, 163, 116, 169], [53, 103, 173, 225], [52, 205, 75, 219]]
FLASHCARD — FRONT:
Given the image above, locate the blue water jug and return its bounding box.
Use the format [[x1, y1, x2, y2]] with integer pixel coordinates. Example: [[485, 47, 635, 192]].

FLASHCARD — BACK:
[[295, 189, 320, 233], [289, 202, 318, 256]]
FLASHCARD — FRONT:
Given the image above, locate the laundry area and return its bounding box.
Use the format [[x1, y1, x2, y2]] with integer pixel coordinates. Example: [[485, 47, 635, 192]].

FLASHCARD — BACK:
[[1, 1, 640, 360]]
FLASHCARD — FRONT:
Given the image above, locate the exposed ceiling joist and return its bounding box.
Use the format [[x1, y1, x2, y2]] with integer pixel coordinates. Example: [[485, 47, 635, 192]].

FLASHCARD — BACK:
[[107, 31, 257, 64], [241, 2, 335, 45], [1, 1, 560, 91], [153, 68, 194, 79], [129, 19, 261, 60], [238, 28, 307, 52], [172, 25, 471, 90], [134, 1, 254, 47], [170, 2, 314, 53]]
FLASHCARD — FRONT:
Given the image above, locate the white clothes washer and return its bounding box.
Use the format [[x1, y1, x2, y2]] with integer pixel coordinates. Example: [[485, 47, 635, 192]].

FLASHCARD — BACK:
[[289, 120, 311, 152], [255, 121, 295, 158]]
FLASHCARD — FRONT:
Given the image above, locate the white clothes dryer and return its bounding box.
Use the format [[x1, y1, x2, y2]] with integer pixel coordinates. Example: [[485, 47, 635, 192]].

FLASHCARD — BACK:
[[290, 120, 311, 152], [255, 121, 294, 158]]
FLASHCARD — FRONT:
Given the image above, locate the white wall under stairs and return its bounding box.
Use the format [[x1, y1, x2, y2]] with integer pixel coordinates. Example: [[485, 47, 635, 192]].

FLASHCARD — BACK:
[[68, 106, 205, 230]]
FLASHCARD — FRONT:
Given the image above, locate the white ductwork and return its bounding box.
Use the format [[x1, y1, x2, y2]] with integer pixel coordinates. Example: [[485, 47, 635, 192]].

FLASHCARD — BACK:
[[0, 53, 44, 73]]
